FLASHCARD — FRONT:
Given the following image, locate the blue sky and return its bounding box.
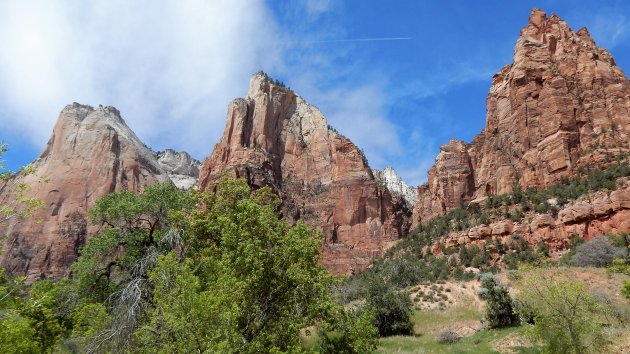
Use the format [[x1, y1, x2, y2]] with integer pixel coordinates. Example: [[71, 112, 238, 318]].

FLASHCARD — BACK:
[[1, 1, 629, 186]]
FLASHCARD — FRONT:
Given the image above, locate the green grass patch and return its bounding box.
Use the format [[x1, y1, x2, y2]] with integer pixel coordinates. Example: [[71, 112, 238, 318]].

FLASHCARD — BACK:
[[377, 326, 539, 354]]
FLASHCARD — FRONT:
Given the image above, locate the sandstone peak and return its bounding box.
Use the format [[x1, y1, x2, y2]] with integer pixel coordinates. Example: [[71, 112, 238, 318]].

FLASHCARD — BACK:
[[412, 9, 630, 228], [372, 166, 417, 207], [440, 139, 467, 153], [248, 71, 292, 98], [0, 104, 198, 280], [156, 149, 201, 190], [528, 8, 547, 28], [200, 77, 409, 274]]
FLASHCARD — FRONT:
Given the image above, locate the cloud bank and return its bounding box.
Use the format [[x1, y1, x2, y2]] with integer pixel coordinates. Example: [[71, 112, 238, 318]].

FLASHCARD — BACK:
[[0, 0, 280, 157], [0, 0, 404, 185]]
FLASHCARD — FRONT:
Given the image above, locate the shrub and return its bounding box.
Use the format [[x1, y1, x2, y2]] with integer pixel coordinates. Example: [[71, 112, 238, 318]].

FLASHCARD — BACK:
[[606, 258, 630, 276], [365, 276, 413, 336], [516, 270, 610, 354], [478, 273, 519, 328], [622, 281, 630, 301], [608, 232, 629, 247], [560, 236, 585, 265], [570, 236, 628, 267], [437, 330, 462, 344]]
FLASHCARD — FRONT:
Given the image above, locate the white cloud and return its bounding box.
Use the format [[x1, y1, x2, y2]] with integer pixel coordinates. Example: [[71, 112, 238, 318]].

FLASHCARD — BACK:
[[0, 0, 407, 181], [0, 0, 280, 158]]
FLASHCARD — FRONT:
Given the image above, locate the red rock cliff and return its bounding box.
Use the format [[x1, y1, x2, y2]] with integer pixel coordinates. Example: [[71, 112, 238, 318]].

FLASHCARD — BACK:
[[199, 73, 410, 274], [413, 9, 630, 227], [0, 104, 175, 280]]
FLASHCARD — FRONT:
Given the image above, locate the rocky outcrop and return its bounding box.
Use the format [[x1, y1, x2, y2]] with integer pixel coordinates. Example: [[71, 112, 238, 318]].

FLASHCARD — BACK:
[[0, 104, 196, 280], [413, 9, 630, 227], [372, 166, 417, 207], [199, 73, 410, 274], [435, 179, 630, 254], [413, 139, 475, 224], [156, 149, 200, 190]]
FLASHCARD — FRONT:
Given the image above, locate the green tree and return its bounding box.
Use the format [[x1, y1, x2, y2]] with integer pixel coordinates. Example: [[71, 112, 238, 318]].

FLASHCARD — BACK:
[[516, 270, 610, 354], [0, 270, 67, 353], [64, 177, 376, 353], [314, 308, 379, 353], [364, 275, 413, 336], [477, 273, 519, 328], [67, 182, 196, 352]]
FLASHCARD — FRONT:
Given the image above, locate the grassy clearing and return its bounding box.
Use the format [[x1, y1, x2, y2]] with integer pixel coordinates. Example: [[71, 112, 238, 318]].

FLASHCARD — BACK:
[[377, 266, 630, 353], [377, 326, 537, 354], [375, 291, 532, 354]]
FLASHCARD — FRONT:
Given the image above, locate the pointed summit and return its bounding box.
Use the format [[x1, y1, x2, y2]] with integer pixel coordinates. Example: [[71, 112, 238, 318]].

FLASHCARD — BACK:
[[413, 9, 630, 227], [372, 167, 417, 207], [0, 104, 197, 280], [528, 8, 547, 28], [200, 75, 410, 275]]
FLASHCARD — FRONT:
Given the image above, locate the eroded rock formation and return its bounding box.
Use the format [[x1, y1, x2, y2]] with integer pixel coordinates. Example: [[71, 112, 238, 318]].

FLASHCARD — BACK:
[[372, 166, 417, 207], [413, 9, 630, 227], [0, 104, 195, 280], [157, 149, 201, 190], [434, 179, 630, 255], [199, 73, 410, 274]]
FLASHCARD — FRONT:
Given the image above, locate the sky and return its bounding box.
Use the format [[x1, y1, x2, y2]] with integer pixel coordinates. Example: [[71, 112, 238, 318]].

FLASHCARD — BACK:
[[1, 0, 629, 186]]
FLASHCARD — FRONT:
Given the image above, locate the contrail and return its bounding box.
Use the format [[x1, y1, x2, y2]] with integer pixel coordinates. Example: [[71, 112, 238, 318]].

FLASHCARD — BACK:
[[311, 37, 413, 43]]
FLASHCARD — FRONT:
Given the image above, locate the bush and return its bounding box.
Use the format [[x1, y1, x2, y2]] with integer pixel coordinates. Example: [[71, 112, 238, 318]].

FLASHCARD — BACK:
[[437, 330, 461, 344], [608, 232, 629, 247], [606, 258, 630, 276], [622, 281, 630, 301], [478, 273, 519, 328], [570, 236, 628, 267], [365, 277, 413, 336], [516, 270, 610, 354]]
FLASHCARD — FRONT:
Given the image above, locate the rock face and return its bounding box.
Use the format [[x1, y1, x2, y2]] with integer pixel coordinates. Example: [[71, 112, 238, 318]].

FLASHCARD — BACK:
[[435, 179, 630, 255], [156, 149, 201, 190], [0, 104, 196, 280], [373, 167, 417, 207], [413, 9, 630, 227], [413, 139, 475, 224], [199, 73, 410, 274]]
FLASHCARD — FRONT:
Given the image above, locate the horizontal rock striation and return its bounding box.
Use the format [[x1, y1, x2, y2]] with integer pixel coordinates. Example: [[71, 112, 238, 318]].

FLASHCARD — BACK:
[[434, 180, 630, 254]]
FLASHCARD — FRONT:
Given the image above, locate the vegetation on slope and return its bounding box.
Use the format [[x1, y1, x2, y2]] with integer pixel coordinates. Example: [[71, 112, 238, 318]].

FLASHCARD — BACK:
[[0, 178, 379, 353]]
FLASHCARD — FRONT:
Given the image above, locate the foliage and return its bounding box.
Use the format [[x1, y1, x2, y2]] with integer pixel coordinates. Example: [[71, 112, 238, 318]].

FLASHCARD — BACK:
[[477, 273, 519, 328], [314, 308, 379, 354], [570, 236, 627, 267], [0, 143, 44, 226], [606, 258, 630, 276], [503, 236, 538, 270], [607, 231, 629, 247], [0, 270, 68, 353], [437, 330, 462, 344], [622, 281, 630, 301], [364, 275, 413, 336], [516, 270, 610, 354], [4, 178, 377, 353]]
